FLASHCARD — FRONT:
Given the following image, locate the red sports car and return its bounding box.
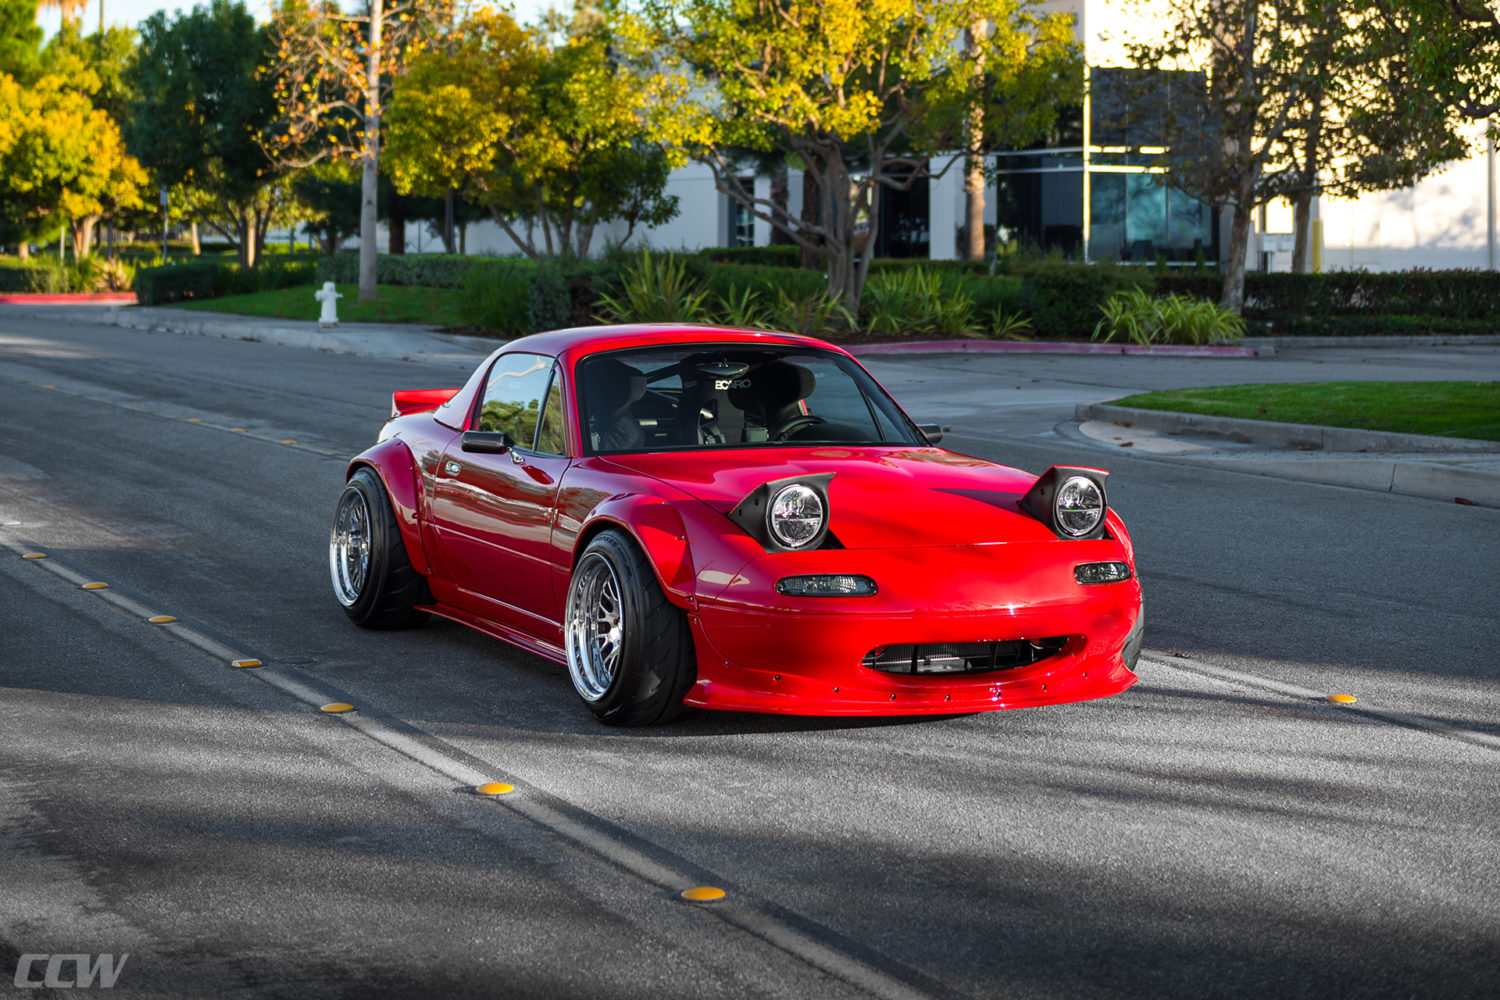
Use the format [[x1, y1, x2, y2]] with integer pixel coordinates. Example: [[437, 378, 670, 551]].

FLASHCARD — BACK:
[[330, 324, 1142, 725]]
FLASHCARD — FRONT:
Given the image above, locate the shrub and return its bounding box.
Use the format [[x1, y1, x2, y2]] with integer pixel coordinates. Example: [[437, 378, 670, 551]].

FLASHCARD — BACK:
[[594, 251, 710, 323], [770, 289, 854, 337], [530, 263, 573, 332], [134, 263, 218, 305], [457, 262, 535, 337], [1092, 288, 1245, 346], [1017, 259, 1150, 338], [860, 266, 975, 336], [0, 259, 71, 292], [315, 253, 487, 289], [698, 245, 799, 268]]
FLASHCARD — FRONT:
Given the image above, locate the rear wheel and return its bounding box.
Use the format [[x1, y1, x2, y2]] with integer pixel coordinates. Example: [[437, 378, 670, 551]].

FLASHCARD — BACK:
[[565, 530, 695, 726], [329, 467, 429, 629]]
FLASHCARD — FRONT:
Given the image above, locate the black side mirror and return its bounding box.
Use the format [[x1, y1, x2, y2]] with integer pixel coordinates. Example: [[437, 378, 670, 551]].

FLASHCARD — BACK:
[[460, 430, 514, 454], [917, 423, 947, 445]]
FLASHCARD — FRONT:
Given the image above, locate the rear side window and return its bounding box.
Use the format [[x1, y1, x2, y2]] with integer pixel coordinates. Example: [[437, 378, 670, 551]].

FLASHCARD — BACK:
[[475, 353, 553, 447], [533, 367, 567, 455]]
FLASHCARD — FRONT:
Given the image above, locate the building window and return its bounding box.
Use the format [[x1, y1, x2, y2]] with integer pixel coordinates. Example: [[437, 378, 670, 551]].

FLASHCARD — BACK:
[[730, 178, 755, 247]]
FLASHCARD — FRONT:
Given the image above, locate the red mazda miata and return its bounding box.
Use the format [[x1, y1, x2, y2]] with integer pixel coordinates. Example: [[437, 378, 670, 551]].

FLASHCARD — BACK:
[[330, 324, 1142, 725]]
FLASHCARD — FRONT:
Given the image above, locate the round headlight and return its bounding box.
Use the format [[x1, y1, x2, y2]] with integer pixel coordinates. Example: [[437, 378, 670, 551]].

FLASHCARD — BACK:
[[768, 483, 825, 549], [1055, 476, 1104, 537]]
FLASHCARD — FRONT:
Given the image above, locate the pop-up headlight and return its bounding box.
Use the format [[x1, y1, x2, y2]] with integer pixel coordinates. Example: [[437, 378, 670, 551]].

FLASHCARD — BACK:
[[729, 473, 833, 551], [1019, 466, 1110, 540]]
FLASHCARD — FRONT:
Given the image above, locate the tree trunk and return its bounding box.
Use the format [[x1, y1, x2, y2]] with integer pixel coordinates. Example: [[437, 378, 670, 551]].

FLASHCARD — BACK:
[[459, 222, 467, 255], [770, 162, 792, 245], [962, 22, 988, 261], [1291, 191, 1313, 274], [799, 168, 820, 270], [388, 209, 405, 254], [1222, 188, 1255, 313], [16, 242, 28, 261], [358, 0, 384, 301], [70, 217, 97, 260], [442, 190, 456, 253], [241, 212, 259, 269], [190, 219, 201, 254]]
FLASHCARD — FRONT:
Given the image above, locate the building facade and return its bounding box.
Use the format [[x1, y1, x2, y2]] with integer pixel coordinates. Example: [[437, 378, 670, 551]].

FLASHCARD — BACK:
[[431, 0, 1498, 273]]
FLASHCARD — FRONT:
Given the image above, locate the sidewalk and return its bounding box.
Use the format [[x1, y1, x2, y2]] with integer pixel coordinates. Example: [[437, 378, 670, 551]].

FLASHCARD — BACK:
[[1077, 402, 1500, 508], [10, 301, 1499, 508]]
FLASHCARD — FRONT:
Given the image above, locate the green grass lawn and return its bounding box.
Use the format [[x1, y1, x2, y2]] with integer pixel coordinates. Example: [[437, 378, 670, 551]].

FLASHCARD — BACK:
[[1113, 381, 1500, 442], [172, 283, 469, 328]]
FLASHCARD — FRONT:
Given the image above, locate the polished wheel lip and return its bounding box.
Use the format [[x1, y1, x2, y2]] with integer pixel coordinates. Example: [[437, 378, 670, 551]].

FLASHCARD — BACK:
[[329, 487, 372, 607], [565, 552, 624, 702]]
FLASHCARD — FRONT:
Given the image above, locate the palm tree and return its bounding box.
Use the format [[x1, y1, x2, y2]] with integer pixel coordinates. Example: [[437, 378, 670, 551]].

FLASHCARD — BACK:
[[36, 0, 88, 23]]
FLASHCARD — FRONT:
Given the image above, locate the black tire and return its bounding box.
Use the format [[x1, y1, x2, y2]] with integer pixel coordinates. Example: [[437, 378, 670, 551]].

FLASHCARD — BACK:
[[329, 467, 430, 629], [564, 530, 696, 726]]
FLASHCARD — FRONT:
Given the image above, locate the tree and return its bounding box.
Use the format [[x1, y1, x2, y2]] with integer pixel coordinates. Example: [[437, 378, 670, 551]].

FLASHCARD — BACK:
[[2, 0, 41, 76], [266, 0, 456, 300], [1364, 1, 1500, 123], [384, 5, 678, 260], [0, 68, 144, 258], [126, 0, 288, 267], [1127, 1, 1470, 309], [636, 0, 1080, 314]]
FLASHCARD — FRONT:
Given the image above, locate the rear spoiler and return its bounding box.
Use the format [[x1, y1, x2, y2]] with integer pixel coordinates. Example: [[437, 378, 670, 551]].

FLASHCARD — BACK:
[[391, 388, 461, 418]]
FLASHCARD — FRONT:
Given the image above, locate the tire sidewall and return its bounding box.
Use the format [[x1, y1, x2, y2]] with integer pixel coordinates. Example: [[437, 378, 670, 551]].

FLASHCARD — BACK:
[[568, 531, 685, 725], [335, 468, 393, 624]]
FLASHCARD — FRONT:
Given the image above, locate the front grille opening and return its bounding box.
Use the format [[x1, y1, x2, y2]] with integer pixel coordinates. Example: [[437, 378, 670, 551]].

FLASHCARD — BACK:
[[862, 637, 1069, 676]]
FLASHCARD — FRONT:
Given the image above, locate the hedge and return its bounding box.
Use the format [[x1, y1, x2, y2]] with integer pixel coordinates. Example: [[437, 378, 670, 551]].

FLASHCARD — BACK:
[[315, 252, 496, 289], [1013, 260, 1153, 338], [134, 263, 218, 305], [1155, 270, 1500, 334]]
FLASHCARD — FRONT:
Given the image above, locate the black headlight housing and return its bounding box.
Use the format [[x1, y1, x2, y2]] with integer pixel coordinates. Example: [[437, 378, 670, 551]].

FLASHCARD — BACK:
[[1019, 466, 1110, 540], [729, 473, 833, 552]]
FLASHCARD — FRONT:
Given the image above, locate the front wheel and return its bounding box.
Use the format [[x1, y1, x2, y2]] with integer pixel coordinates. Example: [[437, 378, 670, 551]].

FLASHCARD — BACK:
[[564, 530, 695, 726], [329, 467, 429, 629]]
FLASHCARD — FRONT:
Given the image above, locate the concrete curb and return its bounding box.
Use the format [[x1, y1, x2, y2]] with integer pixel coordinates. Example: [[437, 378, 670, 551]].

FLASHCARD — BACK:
[[849, 339, 1258, 358], [1242, 333, 1500, 350], [0, 293, 137, 305], [1076, 402, 1498, 453]]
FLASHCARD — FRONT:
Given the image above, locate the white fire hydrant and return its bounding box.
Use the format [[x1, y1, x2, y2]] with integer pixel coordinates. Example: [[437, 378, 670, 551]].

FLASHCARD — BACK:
[[315, 281, 342, 327]]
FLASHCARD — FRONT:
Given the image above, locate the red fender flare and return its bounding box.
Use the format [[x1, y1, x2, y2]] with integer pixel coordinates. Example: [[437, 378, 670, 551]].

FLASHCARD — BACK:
[[347, 440, 432, 577]]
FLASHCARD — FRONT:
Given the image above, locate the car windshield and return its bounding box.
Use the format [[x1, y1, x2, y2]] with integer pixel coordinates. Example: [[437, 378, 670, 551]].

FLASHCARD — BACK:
[[577, 344, 925, 454]]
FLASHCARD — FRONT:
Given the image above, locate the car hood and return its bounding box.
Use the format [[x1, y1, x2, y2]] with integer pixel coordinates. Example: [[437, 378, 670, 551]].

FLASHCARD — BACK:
[[603, 446, 1058, 547]]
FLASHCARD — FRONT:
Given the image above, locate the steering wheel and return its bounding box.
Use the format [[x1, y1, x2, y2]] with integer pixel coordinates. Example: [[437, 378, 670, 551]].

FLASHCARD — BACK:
[[771, 415, 824, 441]]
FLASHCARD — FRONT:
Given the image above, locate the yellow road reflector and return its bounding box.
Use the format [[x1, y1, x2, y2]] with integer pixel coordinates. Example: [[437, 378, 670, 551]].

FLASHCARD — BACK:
[[188, 418, 202, 423], [1326, 693, 1358, 704], [281, 439, 297, 445], [81, 582, 109, 590], [148, 615, 177, 624], [320, 702, 354, 713], [230, 427, 246, 433], [475, 782, 514, 796], [44, 384, 55, 389], [22, 552, 47, 559], [680, 887, 726, 902], [231, 659, 262, 669]]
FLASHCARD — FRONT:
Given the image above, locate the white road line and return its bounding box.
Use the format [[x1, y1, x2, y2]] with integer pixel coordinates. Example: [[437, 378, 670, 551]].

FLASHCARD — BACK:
[[5, 540, 948, 1000], [1141, 652, 1500, 752], [0, 372, 345, 459]]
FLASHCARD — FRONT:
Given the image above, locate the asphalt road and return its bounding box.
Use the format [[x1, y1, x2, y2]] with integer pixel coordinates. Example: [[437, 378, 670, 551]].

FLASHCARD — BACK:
[[2, 314, 1497, 1000]]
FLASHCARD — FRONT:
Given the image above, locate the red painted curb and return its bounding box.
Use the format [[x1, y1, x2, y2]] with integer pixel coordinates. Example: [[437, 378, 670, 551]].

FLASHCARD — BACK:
[[846, 339, 1255, 358], [0, 293, 137, 304]]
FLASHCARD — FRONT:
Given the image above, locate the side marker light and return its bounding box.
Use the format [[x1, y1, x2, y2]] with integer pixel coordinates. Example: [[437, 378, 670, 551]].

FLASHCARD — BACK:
[[82, 582, 109, 590], [320, 702, 354, 713], [1326, 693, 1358, 704], [681, 887, 726, 902], [475, 782, 514, 796], [148, 615, 177, 624], [22, 553, 47, 559]]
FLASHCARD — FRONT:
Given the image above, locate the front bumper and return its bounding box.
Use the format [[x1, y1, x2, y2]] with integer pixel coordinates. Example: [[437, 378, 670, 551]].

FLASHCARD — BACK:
[[682, 541, 1142, 716]]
